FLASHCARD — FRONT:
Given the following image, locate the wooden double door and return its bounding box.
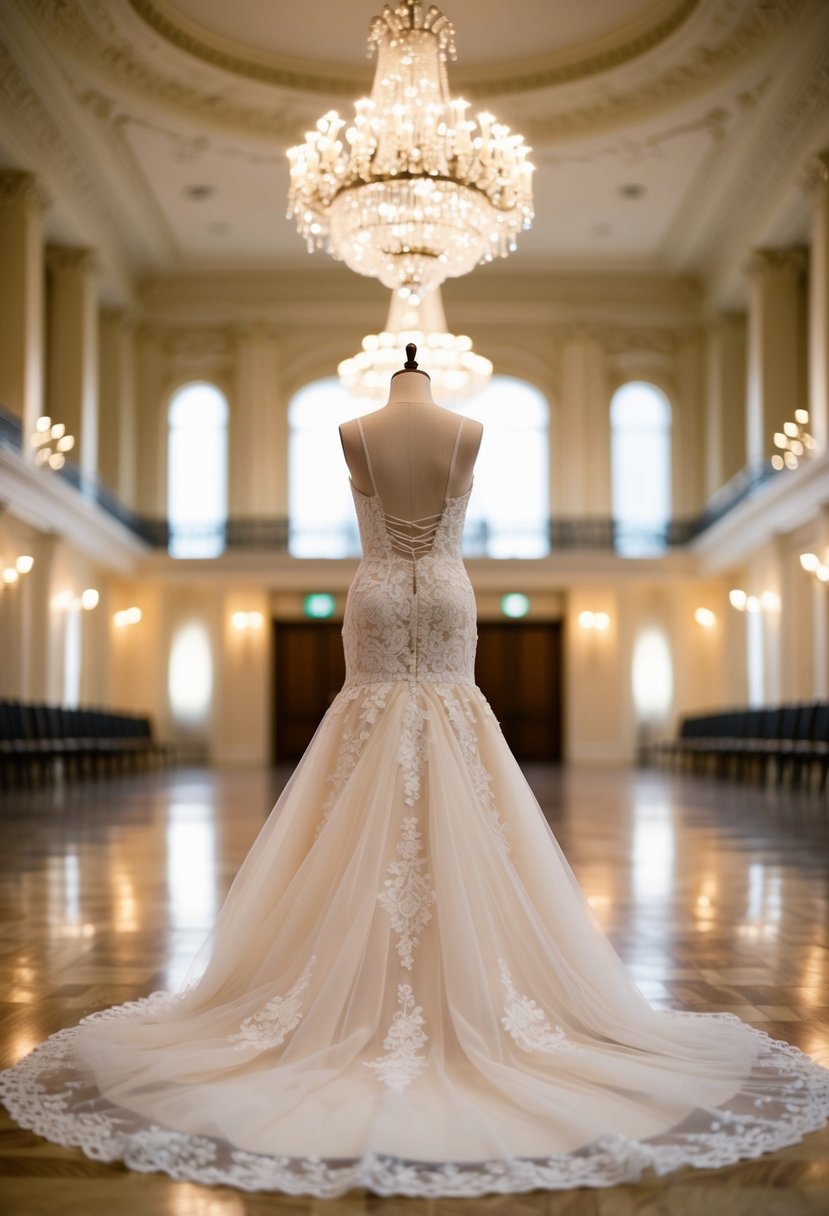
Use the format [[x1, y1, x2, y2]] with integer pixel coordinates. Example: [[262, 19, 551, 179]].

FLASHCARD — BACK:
[[273, 621, 563, 763]]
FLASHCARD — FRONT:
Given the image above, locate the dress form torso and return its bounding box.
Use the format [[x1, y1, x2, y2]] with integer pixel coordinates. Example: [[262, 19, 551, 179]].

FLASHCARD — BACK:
[[339, 371, 483, 528]]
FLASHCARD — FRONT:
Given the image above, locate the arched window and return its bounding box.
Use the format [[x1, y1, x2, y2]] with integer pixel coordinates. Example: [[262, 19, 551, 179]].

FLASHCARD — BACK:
[[610, 381, 671, 557], [168, 382, 228, 559], [288, 375, 549, 558]]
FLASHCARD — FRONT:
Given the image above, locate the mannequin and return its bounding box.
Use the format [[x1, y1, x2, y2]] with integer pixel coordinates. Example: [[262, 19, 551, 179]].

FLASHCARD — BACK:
[[339, 345, 483, 530]]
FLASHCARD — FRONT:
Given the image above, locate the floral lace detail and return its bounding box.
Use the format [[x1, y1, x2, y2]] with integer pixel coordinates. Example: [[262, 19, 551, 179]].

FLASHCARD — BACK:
[[1, 1004, 828, 1196], [228, 957, 316, 1053], [316, 684, 391, 838], [342, 486, 477, 689], [399, 694, 428, 806], [498, 960, 580, 1055], [364, 983, 428, 1092], [378, 817, 436, 970], [434, 685, 511, 852]]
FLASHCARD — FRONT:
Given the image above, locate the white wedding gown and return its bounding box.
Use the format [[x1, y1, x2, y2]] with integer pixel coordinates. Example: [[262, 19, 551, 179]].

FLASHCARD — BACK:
[[2, 420, 828, 1198]]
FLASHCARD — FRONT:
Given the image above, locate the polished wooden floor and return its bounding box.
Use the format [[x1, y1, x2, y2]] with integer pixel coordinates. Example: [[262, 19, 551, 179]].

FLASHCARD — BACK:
[[0, 762, 827, 1215]]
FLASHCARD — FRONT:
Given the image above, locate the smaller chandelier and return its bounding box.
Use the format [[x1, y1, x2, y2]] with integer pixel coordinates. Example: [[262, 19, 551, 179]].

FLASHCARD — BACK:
[[287, 1, 534, 301], [30, 415, 75, 469], [771, 409, 815, 470], [338, 287, 492, 401]]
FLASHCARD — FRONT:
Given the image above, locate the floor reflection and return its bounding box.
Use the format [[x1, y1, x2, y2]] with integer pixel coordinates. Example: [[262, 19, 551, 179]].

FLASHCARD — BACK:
[[0, 764, 827, 1214]]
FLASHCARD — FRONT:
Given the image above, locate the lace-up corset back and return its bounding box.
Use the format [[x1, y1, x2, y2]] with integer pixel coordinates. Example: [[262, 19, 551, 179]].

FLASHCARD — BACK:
[[342, 415, 478, 689]]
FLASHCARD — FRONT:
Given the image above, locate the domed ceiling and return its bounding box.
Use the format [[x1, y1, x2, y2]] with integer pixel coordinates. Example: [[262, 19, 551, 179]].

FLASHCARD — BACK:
[[0, 0, 827, 303]]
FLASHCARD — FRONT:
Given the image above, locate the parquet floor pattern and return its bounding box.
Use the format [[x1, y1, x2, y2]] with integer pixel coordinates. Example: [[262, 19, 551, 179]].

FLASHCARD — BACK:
[[0, 763, 827, 1215]]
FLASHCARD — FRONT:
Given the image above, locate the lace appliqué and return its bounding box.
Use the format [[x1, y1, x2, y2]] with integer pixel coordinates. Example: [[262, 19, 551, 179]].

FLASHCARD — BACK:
[[435, 685, 511, 852], [228, 957, 316, 1053], [1, 1004, 828, 1196], [364, 983, 428, 1091], [399, 694, 428, 806], [499, 961, 580, 1054], [378, 817, 436, 970], [316, 684, 391, 838]]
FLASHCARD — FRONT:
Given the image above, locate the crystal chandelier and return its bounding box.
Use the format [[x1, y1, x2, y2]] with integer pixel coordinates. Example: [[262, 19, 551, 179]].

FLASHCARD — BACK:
[[338, 287, 492, 401], [30, 415, 75, 469], [287, 1, 534, 301]]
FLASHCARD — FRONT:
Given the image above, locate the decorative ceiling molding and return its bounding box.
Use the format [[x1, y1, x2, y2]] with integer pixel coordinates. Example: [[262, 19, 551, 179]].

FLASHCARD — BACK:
[[128, 0, 701, 98], [25, 0, 808, 145]]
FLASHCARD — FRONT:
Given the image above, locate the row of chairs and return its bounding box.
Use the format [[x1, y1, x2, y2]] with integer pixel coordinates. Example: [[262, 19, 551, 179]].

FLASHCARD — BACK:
[[0, 699, 174, 789], [654, 701, 829, 790]]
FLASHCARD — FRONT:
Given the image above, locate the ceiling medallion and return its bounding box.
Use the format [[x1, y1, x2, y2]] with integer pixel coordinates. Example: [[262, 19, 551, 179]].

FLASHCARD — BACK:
[[286, 1, 534, 301], [338, 286, 492, 401]]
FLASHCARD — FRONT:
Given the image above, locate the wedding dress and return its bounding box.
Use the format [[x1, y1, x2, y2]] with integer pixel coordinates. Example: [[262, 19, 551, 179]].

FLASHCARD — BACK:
[[2, 414, 828, 1199]]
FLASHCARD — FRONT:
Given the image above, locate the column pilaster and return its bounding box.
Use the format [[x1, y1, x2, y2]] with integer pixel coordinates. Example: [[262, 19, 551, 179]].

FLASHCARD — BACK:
[[0, 170, 48, 442], [98, 310, 137, 506], [744, 247, 807, 466], [705, 312, 747, 497], [231, 323, 282, 517], [46, 246, 99, 480], [803, 151, 829, 452]]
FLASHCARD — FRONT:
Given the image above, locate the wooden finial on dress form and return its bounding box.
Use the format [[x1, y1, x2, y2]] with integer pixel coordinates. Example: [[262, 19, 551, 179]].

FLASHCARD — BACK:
[[392, 342, 430, 379]]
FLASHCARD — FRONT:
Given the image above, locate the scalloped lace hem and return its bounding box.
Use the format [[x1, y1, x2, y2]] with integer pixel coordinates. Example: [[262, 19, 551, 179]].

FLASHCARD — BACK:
[[1, 1000, 828, 1198]]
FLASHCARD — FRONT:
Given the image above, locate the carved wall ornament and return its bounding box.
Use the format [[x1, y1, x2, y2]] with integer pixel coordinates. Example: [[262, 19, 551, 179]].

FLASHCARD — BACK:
[[0, 168, 50, 211], [744, 247, 809, 279]]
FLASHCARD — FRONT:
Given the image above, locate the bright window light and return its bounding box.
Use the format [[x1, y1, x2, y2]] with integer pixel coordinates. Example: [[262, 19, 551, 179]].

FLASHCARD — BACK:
[[288, 374, 549, 558], [168, 382, 228, 559], [611, 381, 671, 557], [632, 628, 673, 721]]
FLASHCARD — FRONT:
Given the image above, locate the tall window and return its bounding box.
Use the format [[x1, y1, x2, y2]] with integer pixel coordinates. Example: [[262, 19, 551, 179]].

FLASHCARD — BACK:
[[168, 382, 228, 559], [610, 381, 671, 557], [288, 375, 549, 558]]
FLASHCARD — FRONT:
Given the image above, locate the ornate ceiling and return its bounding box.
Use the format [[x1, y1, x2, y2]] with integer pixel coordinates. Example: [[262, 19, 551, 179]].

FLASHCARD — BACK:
[[0, 0, 827, 305]]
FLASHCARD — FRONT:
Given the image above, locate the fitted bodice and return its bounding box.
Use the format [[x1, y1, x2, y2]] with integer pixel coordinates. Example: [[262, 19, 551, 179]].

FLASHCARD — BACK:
[[342, 482, 478, 688]]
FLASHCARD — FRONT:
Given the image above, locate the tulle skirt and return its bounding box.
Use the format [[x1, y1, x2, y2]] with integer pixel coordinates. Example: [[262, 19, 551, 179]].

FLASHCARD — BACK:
[[1, 680, 828, 1197]]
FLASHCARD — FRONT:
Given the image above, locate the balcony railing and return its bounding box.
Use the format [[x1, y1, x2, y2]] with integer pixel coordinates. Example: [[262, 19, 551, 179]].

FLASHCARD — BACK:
[[0, 401, 778, 558]]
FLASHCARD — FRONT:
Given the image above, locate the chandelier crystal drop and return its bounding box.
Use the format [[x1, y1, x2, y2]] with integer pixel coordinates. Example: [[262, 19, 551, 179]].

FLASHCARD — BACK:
[[287, 1, 534, 301], [338, 287, 492, 401]]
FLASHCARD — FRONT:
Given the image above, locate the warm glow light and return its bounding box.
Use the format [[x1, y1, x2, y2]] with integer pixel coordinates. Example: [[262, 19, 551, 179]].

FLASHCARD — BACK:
[[729, 589, 747, 611], [287, 5, 533, 300], [801, 552, 820, 571], [694, 607, 716, 628], [760, 591, 780, 612], [795, 408, 809, 424], [745, 595, 760, 613], [771, 454, 784, 470], [114, 606, 142, 627], [817, 566, 829, 583], [578, 610, 595, 629], [53, 589, 73, 610], [2, 567, 19, 584], [231, 610, 264, 631], [80, 588, 99, 610], [15, 555, 34, 573], [35, 415, 51, 432]]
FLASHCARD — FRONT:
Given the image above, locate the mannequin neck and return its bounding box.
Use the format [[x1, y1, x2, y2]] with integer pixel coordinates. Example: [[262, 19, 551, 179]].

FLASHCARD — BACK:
[[386, 370, 435, 405]]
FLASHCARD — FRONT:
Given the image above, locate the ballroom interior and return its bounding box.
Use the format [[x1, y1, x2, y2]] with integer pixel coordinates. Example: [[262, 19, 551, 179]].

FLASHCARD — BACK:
[[1, 1, 829, 1213]]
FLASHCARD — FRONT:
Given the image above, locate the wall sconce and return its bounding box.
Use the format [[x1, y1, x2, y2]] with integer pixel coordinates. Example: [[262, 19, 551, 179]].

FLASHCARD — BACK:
[[801, 552, 829, 583], [694, 607, 716, 628], [1, 555, 35, 585], [578, 610, 610, 631], [114, 607, 142, 627], [52, 588, 99, 612], [30, 415, 76, 469], [729, 589, 779, 613], [771, 409, 815, 471], [231, 611, 264, 631]]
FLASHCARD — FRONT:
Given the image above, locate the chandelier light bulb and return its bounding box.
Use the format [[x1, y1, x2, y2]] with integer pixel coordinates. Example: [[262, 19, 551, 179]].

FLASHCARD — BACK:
[[15, 555, 34, 573], [817, 566, 829, 583], [80, 588, 99, 610], [2, 567, 19, 584], [287, 1, 534, 299], [694, 607, 716, 628], [800, 553, 819, 571], [339, 286, 492, 401], [728, 589, 747, 611]]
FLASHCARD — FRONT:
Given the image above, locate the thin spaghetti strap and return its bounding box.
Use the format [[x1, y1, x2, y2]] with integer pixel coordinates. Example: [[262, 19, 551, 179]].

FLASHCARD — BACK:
[[445, 416, 466, 499], [356, 417, 379, 497]]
